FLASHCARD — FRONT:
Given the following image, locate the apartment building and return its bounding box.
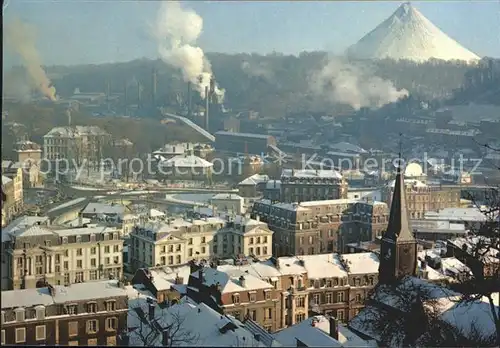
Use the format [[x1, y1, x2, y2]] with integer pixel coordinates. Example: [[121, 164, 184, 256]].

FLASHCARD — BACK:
[[43, 126, 110, 164], [3, 224, 123, 290], [237, 174, 270, 198], [264, 169, 348, 203], [129, 217, 225, 271], [210, 193, 244, 215], [1, 280, 128, 346], [213, 215, 273, 260], [186, 265, 282, 332], [1, 160, 24, 216], [190, 251, 381, 331], [252, 199, 389, 257]]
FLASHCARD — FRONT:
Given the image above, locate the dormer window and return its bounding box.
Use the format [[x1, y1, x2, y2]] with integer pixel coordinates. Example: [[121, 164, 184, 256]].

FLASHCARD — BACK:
[[76, 235, 82, 243], [15, 308, 25, 322], [35, 306, 45, 320], [90, 234, 96, 242], [87, 302, 97, 313], [113, 233, 119, 240], [105, 300, 116, 311], [62, 237, 68, 244], [104, 233, 109, 241], [233, 294, 240, 304], [45, 240, 51, 247]]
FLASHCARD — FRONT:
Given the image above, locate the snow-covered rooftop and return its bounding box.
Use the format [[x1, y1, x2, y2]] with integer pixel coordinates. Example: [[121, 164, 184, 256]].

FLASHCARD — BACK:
[[238, 174, 270, 186], [274, 315, 376, 347], [341, 253, 380, 275], [161, 154, 213, 168], [282, 169, 343, 180], [192, 267, 274, 293], [1, 280, 127, 309]]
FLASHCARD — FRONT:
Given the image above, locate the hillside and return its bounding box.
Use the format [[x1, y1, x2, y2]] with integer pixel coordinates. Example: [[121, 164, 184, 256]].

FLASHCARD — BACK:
[[31, 53, 478, 117]]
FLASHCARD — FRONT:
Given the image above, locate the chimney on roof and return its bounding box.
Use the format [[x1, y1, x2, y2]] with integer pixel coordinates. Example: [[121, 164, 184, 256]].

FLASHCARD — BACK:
[[148, 303, 155, 321], [48, 284, 55, 297], [198, 268, 205, 283], [329, 316, 339, 341], [239, 275, 246, 288], [162, 329, 170, 346]]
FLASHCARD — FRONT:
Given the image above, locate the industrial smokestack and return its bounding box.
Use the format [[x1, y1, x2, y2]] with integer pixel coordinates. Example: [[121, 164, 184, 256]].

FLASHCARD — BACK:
[[204, 85, 209, 131], [210, 76, 215, 103], [151, 68, 157, 107], [137, 82, 143, 109], [187, 81, 192, 118]]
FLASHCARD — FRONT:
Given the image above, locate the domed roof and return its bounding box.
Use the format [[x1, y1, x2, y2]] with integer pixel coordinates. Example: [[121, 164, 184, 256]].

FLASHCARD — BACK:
[[404, 163, 424, 177]]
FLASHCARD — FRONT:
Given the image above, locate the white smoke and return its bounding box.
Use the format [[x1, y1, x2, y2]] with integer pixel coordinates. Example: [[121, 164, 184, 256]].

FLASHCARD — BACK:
[[241, 61, 274, 81], [154, 1, 224, 102], [309, 56, 408, 110]]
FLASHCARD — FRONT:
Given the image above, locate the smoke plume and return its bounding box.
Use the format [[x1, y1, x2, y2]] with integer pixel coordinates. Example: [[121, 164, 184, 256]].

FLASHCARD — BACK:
[[4, 18, 57, 101], [241, 61, 275, 81], [154, 1, 224, 102], [309, 56, 408, 110]]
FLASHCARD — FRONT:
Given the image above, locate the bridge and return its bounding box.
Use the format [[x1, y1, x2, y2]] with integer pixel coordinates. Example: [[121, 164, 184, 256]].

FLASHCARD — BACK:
[[161, 111, 215, 142]]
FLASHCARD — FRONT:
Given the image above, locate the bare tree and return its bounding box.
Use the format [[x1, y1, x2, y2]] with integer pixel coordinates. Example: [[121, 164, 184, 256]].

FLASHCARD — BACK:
[[128, 301, 200, 347], [356, 277, 497, 347], [450, 142, 500, 346]]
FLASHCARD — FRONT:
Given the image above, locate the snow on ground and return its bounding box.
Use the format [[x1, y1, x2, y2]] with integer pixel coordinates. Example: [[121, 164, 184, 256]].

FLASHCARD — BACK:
[[120, 190, 159, 196]]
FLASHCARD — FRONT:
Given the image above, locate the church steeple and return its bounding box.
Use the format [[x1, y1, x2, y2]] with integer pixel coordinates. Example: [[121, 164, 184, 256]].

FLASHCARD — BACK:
[[378, 150, 418, 283]]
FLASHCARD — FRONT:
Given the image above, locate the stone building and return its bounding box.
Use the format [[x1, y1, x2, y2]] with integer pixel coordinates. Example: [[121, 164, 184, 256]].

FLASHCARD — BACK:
[[251, 199, 389, 257], [267, 169, 348, 203], [3, 224, 123, 290], [1, 280, 128, 346]]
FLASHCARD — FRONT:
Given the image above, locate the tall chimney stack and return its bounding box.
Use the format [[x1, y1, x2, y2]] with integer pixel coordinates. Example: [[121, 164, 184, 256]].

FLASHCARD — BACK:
[[66, 109, 72, 127], [205, 86, 209, 131], [151, 68, 157, 107], [137, 82, 142, 109], [329, 316, 339, 341]]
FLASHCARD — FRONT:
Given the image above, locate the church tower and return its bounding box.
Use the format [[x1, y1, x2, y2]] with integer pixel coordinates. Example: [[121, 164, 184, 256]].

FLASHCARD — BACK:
[[378, 161, 418, 284]]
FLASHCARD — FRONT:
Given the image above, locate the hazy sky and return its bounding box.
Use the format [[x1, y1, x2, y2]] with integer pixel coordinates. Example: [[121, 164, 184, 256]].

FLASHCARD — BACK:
[[4, 0, 500, 66]]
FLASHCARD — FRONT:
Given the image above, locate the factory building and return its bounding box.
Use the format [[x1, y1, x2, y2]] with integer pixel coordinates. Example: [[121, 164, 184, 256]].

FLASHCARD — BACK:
[[214, 131, 277, 156]]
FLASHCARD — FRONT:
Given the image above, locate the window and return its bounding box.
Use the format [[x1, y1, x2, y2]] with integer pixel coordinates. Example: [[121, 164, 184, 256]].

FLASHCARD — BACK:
[[249, 247, 254, 255], [91, 247, 96, 255], [313, 293, 320, 305], [77, 260, 83, 269], [1, 330, 4, 345], [263, 236, 267, 243], [296, 297, 305, 307], [256, 237, 261, 244], [201, 246, 206, 254], [188, 249, 192, 257], [91, 258, 96, 267], [326, 293, 333, 304], [90, 270, 98, 280], [355, 294, 362, 303], [295, 313, 306, 323], [176, 244, 181, 251], [113, 245, 119, 252], [249, 237, 254, 244], [265, 290, 271, 300], [64, 250, 69, 257], [106, 301, 116, 311], [36, 266, 43, 275], [87, 319, 98, 333], [168, 256, 173, 264], [249, 293, 256, 302], [176, 255, 181, 264], [15, 308, 25, 322], [188, 238, 193, 245], [90, 234, 96, 242], [87, 302, 97, 313], [263, 246, 268, 255], [36, 325, 46, 341], [105, 257, 110, 265], [113, 256, 119, 264], [68, 321, 78, 336], [201, 237, 206, 243], [336, 309, 345, 321], [337, 292, 345, 302], [64, 261, 69, 270], [104, 246, 110, 253], [256, 247, 260, 255], [233, 295, 240, 304], [64, 273, 70, 285], [1, 311, 4, 325], [62, 237, 68, 244], [36, 307, 45, 320], [77, 248, 83, 256], [75, 272, 84, 282], [66, 305, 77, 315], [15, 328, 26, 343], [106, 317, 118, 331], [265, 308, 272, 319], [168, 245, 174, 252], [249, 310, 257, 321]]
